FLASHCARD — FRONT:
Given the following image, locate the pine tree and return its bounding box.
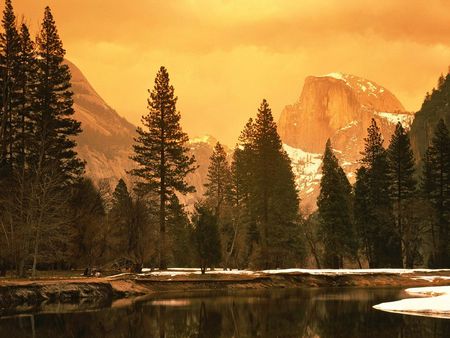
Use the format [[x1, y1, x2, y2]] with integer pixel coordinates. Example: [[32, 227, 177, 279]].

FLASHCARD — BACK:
[[227, 144, 254, 268], [193, 204, 221, 274], [130, 66, 196, 269], [31, 6, 84, 181], [317, 139, 355, 268], [356, 119, 402, 267], [236, 99, 302, 268], [12, 23, 35, 170], [24, 6, 84, 276], [204, 141, 234, 268], [204, 142, 232, 217], [0, 0, 20, 173], [386, 123, 417, 267], [421, 119, 450, 267], [354, 167, 373, 265], [110, 178, 133, 255]]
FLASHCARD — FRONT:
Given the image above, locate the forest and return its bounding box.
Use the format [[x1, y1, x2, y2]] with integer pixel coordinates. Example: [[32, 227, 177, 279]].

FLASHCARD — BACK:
[[0, 0, 449, 277]]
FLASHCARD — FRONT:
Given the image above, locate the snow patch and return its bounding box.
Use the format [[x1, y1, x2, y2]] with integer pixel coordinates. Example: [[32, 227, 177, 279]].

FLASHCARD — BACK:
[[261, 268, 450, 275], [374, 286, 450, 319], [139, 268, 259, 277], [321, 72, 345, 81], [189, 135, 215, 145], [319, 73, 387, 97], [337, 120, 358, 132], [412, 276, 450, 282], [283, 144, 322, 196], [375, 112, 415, 127]]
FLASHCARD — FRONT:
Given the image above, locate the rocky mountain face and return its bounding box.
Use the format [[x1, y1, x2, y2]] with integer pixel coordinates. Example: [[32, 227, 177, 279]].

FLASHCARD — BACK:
[[66, 60, 136, 186], [410, 73, 450, 169], [68, 60, 216, 200], [278, 73, 415, 211]]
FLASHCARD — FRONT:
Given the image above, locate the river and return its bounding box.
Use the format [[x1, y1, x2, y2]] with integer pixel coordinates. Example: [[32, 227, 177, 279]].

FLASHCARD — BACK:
[[0, 288, 448, 337]]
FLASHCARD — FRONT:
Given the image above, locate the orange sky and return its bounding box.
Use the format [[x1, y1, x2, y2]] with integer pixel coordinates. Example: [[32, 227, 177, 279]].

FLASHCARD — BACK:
[[9, 0, 450, 145]]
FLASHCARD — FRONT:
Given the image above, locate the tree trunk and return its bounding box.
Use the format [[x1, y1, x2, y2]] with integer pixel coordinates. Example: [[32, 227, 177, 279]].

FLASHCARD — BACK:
[[32, 227, 40, 277], [159, 193, 167, 270]]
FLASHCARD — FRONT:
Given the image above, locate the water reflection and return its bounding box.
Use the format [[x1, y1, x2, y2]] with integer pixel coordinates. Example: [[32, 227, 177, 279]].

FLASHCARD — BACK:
[[1, 288, 449, 337]]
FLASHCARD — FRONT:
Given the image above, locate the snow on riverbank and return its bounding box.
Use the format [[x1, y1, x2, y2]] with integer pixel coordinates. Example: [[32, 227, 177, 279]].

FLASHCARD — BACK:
[[261, 268, 450, 275], [131, 268, 450, 277], [373, 286, 450, 319]]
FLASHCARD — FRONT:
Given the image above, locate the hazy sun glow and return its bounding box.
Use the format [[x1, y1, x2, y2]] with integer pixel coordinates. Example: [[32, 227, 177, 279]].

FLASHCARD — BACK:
[[10, 0, 450, 145]]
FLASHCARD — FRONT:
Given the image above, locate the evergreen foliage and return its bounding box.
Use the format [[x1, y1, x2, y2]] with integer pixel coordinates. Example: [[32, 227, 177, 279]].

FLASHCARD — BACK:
[[232, 100, 304, 269], [386, 123, 418, 267], [0, 0, 20, 173], [167, 194, 194, 267], [31, 6, 84, 182], [204, 142, 236, 268], [421, 119, 450, 267], [204, 142, 232, 216], [193, 205, 221, 274], [355, 119, 402, 268], [317, 139, 355, 268], [130, 66, 196, 269]]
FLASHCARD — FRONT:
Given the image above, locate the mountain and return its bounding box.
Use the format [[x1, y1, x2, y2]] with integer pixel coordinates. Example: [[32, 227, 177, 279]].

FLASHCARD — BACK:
[[66, 60, 136, 185], [410, 72, 450, 169], [180, 135, 226, 208], [278, 72, 415, 211], [67, 59, 216, 201]]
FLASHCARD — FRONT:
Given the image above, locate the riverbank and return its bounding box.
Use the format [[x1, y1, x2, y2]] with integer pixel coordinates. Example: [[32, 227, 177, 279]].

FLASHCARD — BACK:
[[1, 268, 450, 316]]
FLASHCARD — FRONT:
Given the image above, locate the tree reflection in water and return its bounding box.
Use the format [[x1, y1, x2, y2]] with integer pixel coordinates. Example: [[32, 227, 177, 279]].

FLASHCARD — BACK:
[[0, 288, 449, 337]]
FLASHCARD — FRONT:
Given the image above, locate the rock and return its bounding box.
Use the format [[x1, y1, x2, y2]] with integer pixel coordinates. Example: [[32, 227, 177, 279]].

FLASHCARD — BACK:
[[278, 73, 415, 211]]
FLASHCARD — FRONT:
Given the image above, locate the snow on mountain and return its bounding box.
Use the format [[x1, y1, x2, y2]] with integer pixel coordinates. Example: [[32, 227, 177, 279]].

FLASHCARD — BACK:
[[375, 111, 415, 127], [283, 144, 322, 200], [279, 72, 414, 211]]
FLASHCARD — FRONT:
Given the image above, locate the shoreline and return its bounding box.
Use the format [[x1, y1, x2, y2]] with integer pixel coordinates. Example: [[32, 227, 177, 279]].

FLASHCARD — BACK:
[[1, 269, 450, 317]]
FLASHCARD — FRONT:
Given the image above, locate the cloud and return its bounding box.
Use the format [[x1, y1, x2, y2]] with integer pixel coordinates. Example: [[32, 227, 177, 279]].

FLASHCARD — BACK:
[[8, 0, 450, 145]]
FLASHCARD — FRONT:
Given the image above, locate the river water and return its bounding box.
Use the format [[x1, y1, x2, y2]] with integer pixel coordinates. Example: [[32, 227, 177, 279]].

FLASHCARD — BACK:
[[0, 288, 449, 337]]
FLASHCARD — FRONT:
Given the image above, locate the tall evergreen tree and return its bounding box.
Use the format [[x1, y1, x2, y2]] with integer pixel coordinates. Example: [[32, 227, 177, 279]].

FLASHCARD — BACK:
[[109, 178, 133, 255], [193, 204, 221, 274], [0, 0, 20, 173], [204, 142, 235, 267], [235, 100, 302, 268], [386, 123, 417, 267], [227, 143, 254, 268], [204, 142, 232, 217], [23, 6, 84, 276], [356, 119, 402, 267], [130, 66, 196, 269], [317, 139, 355, 268], [421, 119, 450, 267], [31, 6, 84, 181], [13, 23, 35, 170]]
